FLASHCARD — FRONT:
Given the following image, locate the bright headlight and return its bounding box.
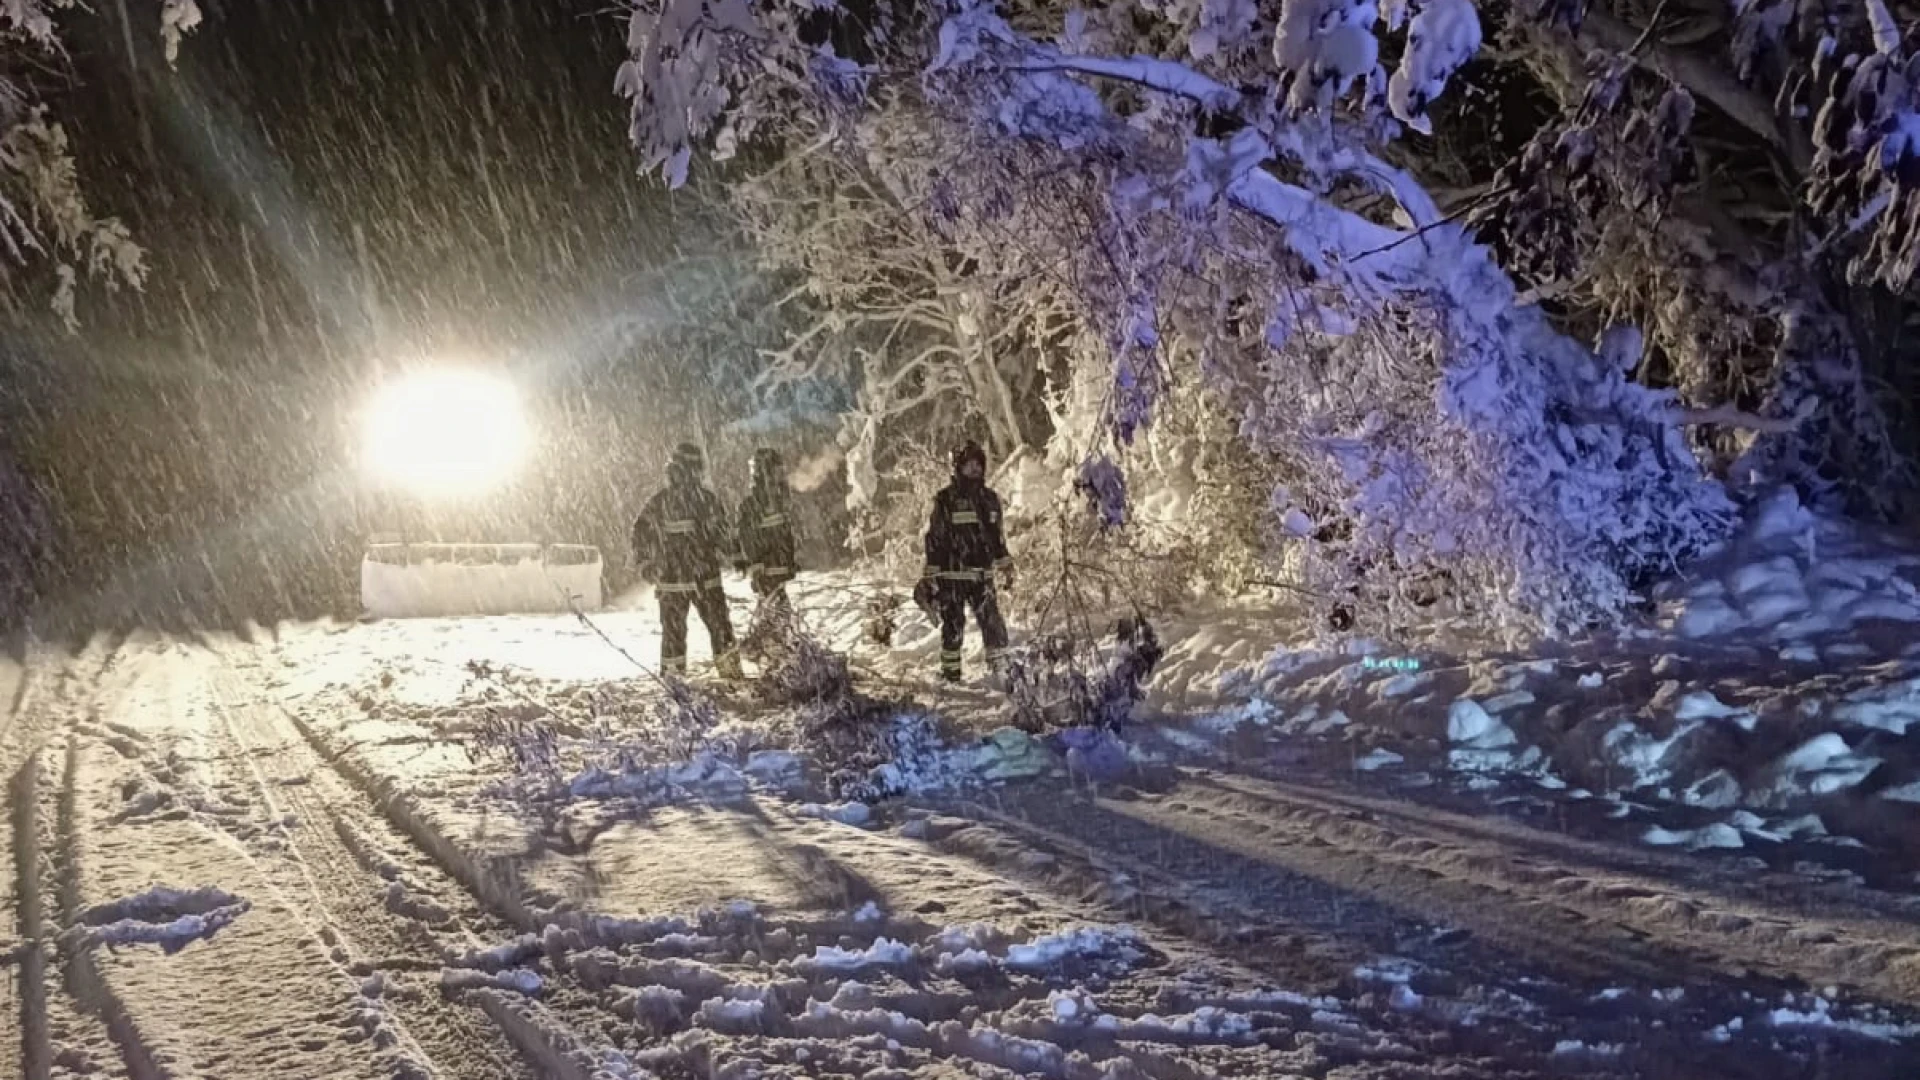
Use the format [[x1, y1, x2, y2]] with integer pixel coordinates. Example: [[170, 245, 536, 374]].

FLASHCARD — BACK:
[[362, 368, 529, 496]]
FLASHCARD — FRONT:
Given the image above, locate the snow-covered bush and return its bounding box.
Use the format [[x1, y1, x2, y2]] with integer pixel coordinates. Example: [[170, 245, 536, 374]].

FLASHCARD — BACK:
[[844, 439, 953, 575], [740, 599, 855, 710], [739, 603, 908, 797], [1011, 373, 1275, 617]]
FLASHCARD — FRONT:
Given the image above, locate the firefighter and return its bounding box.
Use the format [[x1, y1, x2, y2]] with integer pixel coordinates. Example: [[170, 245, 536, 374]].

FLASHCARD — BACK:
[[631, 442, 742, 679], [734, 448, 798, 618], [921, 440, 1013, 682]]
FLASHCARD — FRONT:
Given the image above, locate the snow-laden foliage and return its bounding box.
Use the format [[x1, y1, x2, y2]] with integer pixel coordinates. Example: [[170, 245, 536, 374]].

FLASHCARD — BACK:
[[160, 0, 202, 64], [1482, 5, 1915, 519], [740, 598, 856, 711], [1386, 0, 1482, 136], [1074, 455, 1128, 530], [1005, 404, 1272, 622], [0, 0, 199, 323], [617, 0, 1772, 633], [1798, 0, 1920, 291], [729, 108, 1059, 517]]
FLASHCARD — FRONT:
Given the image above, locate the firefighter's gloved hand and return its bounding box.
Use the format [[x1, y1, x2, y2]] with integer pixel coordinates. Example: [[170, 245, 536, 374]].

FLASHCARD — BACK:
[[912, 576, 940, 619], [750, 569, 773, 596]]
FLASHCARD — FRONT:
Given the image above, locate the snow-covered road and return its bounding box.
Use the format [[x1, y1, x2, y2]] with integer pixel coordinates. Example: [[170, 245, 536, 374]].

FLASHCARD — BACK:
[[5, 616, 1920, 1079]]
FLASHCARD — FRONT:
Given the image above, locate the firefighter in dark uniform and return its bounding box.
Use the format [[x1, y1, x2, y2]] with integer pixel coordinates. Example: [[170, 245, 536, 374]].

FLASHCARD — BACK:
[[920, 440, 1013, 682], [734, 448, 798, 618], [631, 442, 742, 679]]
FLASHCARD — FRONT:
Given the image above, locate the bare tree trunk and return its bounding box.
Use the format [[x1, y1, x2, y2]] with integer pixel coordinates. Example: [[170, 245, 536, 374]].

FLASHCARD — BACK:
[[938, 281, 1024, 458]]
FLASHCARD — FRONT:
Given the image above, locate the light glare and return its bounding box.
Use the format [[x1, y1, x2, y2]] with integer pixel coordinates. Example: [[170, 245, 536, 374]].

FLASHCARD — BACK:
[[362, 369, 529, 496]]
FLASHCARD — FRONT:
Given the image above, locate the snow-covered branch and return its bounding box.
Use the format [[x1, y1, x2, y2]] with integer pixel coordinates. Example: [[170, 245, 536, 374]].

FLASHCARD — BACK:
[[1668, 404, 1802, 435], [0, 0, 202, 322], [1016, 45, 1441, 228], [1012, 52, 1241, 113]]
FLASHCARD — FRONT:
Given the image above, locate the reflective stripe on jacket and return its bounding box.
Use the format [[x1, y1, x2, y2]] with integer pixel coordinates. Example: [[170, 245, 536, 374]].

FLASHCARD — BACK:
[[923, 479, 1011, 577], [735, 482, 798, 585], [632, 480, 732, 587]]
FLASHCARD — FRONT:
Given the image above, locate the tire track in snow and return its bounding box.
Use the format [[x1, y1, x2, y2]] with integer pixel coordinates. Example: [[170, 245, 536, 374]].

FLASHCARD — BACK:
[[0, 639, 54, 780], [57, 647, 432, 1077], [933, 793, 1670, 1073], [53, 736, 166, 1080], [1173, 770, 1920, 1001], [3, 633, 162, 1080], [9, 751, 50, 1080], [202, 640, 666, 1077], [1, 630, 154, 780], [198, 656, 531, 1080], [932, 777, 1920, 1078], [212, 644, 807, 1080], [266, 678, 543, 932], [3, 632, 31, 737]]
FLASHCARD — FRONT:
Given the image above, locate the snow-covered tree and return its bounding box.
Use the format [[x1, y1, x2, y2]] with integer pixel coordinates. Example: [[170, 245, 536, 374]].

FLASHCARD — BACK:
[[731, 125, 1051, 509], [612, 0, 1765, 634], [614, 0, 1920, 635], [0, 0, 200, 326]]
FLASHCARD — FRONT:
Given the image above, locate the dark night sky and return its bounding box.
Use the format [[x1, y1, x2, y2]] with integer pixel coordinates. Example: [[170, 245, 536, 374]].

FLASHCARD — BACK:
[[0, 0, 806, 635]]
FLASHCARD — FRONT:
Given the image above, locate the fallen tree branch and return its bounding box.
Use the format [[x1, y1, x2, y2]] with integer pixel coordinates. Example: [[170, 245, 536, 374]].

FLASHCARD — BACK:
[[1665, 404, 1801, 434]]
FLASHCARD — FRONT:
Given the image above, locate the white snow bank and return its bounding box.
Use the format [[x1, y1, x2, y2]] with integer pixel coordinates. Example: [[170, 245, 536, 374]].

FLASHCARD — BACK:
[[1354, 748, 1404, 771], [567, 752, 747, 802], [453, 936, 543, 971], [78, 886, 250, 952], [1829, 676, 1920, 735], [1552, 1040, 1624, 1057], [1675, 691, 1755, 731], [1761, 994, 1920, 1042], [1110, 1006, 1259, 1041], [1642, 823, 1744, 850], [1660, 487, 1920, 645], [1600, 719, 1702, 791], [1447, 698, 1515, 748], [795, 801, 874, 827], [441, 967, 544, 996], [1767, 734, 1881, 799], [743, 749, 803, 784], [795, 937, 913, 974], [916, 922, 1153, 980], [696, 994, 769, 1030], [1682, 770, 1742, 809], [1005, 926, 1145, 972]]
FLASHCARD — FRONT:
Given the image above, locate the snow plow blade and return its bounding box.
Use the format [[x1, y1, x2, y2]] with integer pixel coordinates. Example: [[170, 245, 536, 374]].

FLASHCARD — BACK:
[[360, 541, 603, 619]]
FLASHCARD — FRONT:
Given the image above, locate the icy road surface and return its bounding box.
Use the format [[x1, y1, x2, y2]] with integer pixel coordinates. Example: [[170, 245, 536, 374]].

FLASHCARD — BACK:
[[4, 609, 1920, 1079]]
